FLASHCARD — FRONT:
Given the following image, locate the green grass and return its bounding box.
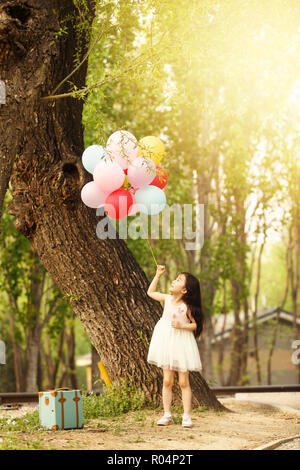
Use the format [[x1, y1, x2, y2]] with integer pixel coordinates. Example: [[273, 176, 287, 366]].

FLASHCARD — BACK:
[[194, 406, 209, 413], [0, 411, 40, 433], [0, 433, 52, 450], [83, 377, 157, 419]]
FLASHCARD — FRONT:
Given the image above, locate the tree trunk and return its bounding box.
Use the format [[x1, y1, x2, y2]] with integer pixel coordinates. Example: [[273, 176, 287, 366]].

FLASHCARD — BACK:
[[226, 311, 244, 385], [198, 314, 215, 383], [226, 193, 251, 386], [267, 310, 280, 385], [37, 349, 43, 391], [42, 330, 64, 389], [252, 241, 265, 385], [240, 297, 250, 385], [65, 320, 78, 389], [215, 287, 229, 386], [197, 185, 217, 383], [25, 327, 40, 392], [25, 247, 45, 392], [1, 0, 227, 411], [8, 294, 24, 391]]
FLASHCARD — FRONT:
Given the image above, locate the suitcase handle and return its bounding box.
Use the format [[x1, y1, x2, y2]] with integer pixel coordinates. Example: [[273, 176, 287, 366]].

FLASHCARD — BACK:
[[44, 387, 71, 392]]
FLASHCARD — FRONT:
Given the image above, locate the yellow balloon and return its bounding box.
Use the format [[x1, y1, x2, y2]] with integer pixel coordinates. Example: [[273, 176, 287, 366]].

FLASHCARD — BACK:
[[138, 136, 164, 165]]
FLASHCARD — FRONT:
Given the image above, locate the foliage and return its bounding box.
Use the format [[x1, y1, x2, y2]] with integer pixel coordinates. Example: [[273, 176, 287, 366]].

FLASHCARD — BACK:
[[83, 377, 156, 418]]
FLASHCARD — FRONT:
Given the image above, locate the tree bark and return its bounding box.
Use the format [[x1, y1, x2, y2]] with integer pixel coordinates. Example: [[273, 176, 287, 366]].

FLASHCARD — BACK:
[[8, 293, 24, 391], [25, 247, 45, 392], [267, 310, 280, 385], [252, 240, 265, 385], [25, 328, 40, 391], [198, 211, 216, 382], [226, 194, 251, 386], [214, 285, 229, 386], [226, 294, 244, 386], [1, 0, 227, 411]]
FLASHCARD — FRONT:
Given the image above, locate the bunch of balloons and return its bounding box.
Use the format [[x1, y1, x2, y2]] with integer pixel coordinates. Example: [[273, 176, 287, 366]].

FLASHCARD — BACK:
[[80, 130, 168, 219]]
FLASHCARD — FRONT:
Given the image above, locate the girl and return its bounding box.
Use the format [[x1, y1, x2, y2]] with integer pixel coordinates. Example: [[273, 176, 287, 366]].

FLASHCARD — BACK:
[[147, 265, 204, 428]]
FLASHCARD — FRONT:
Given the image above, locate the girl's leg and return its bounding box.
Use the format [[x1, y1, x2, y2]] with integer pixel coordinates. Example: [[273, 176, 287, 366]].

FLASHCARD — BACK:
[[178, 370, 192, 414], [162, 367, 175, 413]]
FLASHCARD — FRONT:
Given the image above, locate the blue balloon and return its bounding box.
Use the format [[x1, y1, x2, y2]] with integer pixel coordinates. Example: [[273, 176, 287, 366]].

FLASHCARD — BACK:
[[82, 145, 107, 174], [134, 185, 166, 215]]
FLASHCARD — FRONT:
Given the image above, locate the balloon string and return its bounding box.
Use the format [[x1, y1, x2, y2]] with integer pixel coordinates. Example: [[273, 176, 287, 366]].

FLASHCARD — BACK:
[[140, 221, 158, 266], [146, 237, 158, 266]]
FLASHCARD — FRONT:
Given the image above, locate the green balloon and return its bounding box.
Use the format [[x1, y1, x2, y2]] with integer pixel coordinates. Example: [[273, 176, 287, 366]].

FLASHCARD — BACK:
[[135, 185, 166, 215]]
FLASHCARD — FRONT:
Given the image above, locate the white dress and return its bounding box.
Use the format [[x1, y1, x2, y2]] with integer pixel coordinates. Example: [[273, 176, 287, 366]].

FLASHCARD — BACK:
[[147, 294, 202, 372]]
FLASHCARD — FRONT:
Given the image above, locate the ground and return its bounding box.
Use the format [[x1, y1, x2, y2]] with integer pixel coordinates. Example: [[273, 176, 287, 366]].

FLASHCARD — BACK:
[[0, 398, 300, 450]]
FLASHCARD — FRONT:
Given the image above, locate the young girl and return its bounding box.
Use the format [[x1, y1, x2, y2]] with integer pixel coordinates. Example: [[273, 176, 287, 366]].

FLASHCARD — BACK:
[[147, 265, 204, 428]]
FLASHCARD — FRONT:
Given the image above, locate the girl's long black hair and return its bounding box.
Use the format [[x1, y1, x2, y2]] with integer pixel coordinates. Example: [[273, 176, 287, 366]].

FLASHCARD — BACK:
[[181, 272, 205, 340]]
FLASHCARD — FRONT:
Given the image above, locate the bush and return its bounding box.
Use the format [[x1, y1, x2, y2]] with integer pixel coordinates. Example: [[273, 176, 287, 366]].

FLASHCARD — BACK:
[[83, 377, 155, 418]]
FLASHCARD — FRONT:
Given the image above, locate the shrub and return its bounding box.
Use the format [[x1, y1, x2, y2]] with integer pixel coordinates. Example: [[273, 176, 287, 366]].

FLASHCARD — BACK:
[[83, 377, 154, 418]]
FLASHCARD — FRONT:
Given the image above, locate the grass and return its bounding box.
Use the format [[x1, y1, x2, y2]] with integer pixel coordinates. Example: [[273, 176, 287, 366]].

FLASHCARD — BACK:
[[83, 377, 158, 420], [0, 433, 53, 450], [0, 411, 52, 450], [0, 411, 40, 433]]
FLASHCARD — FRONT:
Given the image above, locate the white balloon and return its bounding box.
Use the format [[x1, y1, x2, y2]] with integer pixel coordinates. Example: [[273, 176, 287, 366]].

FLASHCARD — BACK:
[[82, 145, 107, 174]]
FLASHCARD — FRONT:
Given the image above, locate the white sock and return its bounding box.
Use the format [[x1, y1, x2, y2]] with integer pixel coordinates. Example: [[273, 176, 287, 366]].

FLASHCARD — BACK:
[[164, 411, 172, 417], [183, 413, 191, 419]]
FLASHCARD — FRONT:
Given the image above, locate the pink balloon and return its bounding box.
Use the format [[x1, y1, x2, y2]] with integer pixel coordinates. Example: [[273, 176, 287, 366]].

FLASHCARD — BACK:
[[93, 160, 125, 193], [106, 130, 138, 170], [81, 181, 111, 209], [127, 157, 156, 188]]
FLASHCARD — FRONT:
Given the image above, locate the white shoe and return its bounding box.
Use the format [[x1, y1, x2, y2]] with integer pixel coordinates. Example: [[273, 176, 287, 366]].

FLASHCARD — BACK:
[[157, 415, 173, 426], [182, 414, 193, 427]]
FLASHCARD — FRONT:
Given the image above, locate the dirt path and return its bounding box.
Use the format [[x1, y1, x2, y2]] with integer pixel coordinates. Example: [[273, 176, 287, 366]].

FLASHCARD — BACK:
[[1, 399, 300, 450]]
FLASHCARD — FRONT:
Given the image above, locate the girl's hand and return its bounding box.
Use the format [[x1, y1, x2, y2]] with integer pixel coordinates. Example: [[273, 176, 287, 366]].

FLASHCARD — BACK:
[[156, 265, 165, 277], [171, 314, 182, 329]]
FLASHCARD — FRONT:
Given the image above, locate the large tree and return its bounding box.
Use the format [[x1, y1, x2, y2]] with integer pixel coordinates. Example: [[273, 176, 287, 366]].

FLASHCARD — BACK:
[[0, 0, 227, 410]]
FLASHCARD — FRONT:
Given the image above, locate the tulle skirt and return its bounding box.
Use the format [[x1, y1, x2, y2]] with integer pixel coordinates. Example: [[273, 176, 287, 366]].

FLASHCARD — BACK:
[[147, 317, 202, 372]]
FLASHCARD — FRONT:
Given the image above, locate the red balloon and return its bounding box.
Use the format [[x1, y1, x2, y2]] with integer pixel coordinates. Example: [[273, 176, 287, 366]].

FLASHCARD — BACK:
[[150, 166, 168, 189], [104, 189, 133, 219]]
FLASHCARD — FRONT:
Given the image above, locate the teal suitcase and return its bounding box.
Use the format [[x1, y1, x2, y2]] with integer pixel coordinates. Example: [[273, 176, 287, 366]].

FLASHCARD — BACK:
[[39, 388, 84, 430]]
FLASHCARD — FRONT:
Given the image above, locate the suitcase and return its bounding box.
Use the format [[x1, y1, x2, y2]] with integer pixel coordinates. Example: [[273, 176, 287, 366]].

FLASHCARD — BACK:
[[38, 388, 84, 430]]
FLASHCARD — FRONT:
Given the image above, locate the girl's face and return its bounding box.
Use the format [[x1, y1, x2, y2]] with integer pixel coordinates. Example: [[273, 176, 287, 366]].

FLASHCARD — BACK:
[[170, 273, 187, 296]]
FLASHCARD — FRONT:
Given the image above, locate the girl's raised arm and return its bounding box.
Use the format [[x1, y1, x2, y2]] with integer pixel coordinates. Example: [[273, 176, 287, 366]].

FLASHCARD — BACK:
[[147, 265, 167, 302]]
